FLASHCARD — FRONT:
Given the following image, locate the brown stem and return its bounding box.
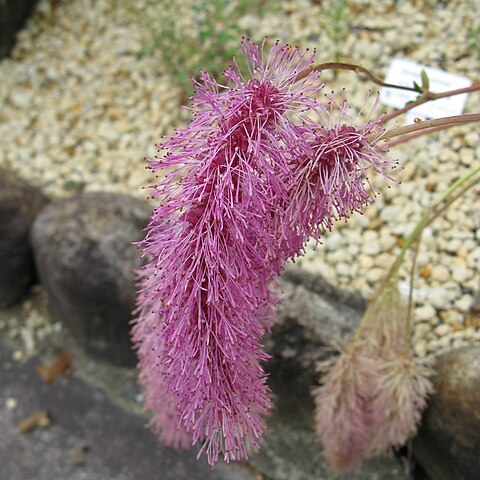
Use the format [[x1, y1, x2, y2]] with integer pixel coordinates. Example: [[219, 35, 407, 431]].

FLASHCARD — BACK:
[[386, 122, 471, 147], [297, 62, 422, 93], [296, 62, 480, 125], [381, 84, 480, 123], [377, 113, 480, 144]]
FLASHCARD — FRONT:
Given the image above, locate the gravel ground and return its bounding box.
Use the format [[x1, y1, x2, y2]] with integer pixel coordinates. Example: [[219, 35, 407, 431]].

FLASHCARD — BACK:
[[0, 0, 479, 359]]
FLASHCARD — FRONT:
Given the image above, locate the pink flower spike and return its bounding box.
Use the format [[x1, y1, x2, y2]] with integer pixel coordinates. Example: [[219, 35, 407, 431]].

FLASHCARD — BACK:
[[279, 91, 398, 255], [133, 39, 325, 466]]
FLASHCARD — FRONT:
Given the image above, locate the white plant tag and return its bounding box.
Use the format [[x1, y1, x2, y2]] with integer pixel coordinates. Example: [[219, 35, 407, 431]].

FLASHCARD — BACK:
[[380, 59, 472, 124]]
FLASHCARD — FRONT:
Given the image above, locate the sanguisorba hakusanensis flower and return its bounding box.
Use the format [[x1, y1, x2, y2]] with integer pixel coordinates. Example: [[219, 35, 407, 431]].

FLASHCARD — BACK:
[[132, 38, 324, 466], [313, 342, 380, 473], [278, 91, 397, 257], [314, 277, 434, 472], [359, 277, 434, 458]]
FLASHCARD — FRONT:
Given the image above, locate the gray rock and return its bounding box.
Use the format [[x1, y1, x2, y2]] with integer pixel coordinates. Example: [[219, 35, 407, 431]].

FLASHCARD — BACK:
[[0, 0, 38, 58], [269, 266, 366, 376], [413, 346, 480, 480], [0, 169, 49, 307], [31, 192, 150, 366]]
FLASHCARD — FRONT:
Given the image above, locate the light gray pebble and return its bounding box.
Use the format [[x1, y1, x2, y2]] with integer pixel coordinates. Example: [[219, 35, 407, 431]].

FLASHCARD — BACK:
[[441, 310, 464, 325], [459, 148, 475, 166], [452, 339, 469, 350], [362, 241, 381, 256], [335, 262, 351, 277], [415, 304, 437, 322], [451, 265, 472, 283], [380, 205, 402, 223], [431, 265, 450, 283], [324, 231, 343, 251], [434, 324, 450, 337], [414, 341, 427, 358], [378, 234, 396, 251], [365, 267, 384, 283], [464, 132, 479, 147], [414, 322, 432, 338], [455, 294, 474, 311]]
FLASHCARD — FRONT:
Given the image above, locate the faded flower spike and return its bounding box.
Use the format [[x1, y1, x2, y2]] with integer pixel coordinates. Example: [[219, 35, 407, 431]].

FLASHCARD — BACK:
[[313, 342, 379, 473], [132, 38, 324, 466], [314, 277, 433, 472]]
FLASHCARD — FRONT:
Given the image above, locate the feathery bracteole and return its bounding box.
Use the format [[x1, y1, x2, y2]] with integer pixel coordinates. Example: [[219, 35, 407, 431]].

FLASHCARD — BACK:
[[366, 354, 434, 456]]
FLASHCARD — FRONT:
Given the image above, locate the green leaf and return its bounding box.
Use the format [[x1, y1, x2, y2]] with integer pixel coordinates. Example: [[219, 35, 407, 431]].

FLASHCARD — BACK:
[[421, 69, 430, 90]]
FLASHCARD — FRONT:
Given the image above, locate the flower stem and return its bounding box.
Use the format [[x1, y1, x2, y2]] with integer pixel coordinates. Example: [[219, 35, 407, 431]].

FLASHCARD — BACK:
[[374, 165, 480, 298], [403, 175, 480, 341], [355, 167, 480, 342], [296, 62, 480, 122], [385, 123, 464, 148], [405, 235, 421, 344], [381, 83, 480, 123], [296, 61, 480, 131], [377, 114, 480, 144], [297, 61, 422, 93]]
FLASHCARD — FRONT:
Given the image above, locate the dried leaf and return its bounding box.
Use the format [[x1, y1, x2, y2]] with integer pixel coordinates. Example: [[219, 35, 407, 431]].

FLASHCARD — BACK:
[[36, 351, 73, 384], [70, 444, 89, 466], [17, 410, 50, 434]]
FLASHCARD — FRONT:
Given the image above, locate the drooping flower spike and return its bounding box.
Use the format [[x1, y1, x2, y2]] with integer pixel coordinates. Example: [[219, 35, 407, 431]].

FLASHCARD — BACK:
[[313, 342, 378, 473], [276, 90, 398, 257], [133, 38, 325, 466], [314, 277, 434, 472]]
